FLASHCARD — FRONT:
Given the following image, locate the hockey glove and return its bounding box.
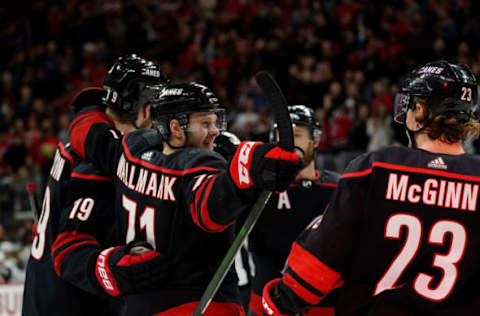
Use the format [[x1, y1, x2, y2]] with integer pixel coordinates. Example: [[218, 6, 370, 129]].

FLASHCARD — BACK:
[[262, 279, 293, 315], [230, 141, 301, 191], [213, 131, 241, 160], [87, 241, 169, 297], [71, 87, 107, 115]]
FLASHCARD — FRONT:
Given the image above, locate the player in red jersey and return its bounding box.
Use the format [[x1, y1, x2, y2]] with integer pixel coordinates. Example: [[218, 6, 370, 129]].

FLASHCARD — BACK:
[[263, 61, 480, 316]]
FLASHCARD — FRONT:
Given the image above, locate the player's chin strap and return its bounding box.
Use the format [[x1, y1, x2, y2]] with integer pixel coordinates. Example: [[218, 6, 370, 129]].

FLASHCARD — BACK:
[[165, 128, 190, 150], [293, 145, 304, 155], [165, 139, 184, 150], [293, 145, 307, 167], [405, 127, 417, 148], [405, 119, 430, 148]]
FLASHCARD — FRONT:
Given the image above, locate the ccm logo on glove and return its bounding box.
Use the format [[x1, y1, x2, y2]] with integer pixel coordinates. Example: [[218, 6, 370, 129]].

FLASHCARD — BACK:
[[230, 141, 301, 191], [231, 142, 262, 188], [96, 247, 119, 295], [237, 142, 260, 186]]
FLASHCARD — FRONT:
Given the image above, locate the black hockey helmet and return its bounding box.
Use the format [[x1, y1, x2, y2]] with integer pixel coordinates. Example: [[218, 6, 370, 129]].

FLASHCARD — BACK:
[[270, 105, 322, 141], [102, 54, 170, 114], [151, 82, 227, 139], [394, 60, 479, 124]]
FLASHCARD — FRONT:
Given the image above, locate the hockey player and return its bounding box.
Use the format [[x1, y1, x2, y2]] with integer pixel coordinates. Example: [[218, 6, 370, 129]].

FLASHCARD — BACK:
[[262, 60, 480, 316], [246, 105, 339, 316], [22, 54, 169, 316], [66, 81, 302, 315]]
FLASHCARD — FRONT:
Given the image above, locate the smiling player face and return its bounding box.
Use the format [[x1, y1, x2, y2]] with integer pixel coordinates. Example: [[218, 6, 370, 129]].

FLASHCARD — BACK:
[[186, 112, 221, 150]]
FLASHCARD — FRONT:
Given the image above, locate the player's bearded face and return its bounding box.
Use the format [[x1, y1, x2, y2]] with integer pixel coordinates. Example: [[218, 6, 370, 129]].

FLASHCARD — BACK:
[[186, 112, 220, 150], [302, 140, 315, 167], [293, 126, 315, 167]]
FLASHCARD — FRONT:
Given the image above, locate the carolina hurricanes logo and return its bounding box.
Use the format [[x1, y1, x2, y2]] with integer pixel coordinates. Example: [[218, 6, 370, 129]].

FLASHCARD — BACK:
[[238, 142, 254, 185]]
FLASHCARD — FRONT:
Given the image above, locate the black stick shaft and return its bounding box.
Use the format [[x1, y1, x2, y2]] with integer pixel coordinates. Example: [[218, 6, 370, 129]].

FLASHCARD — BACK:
[[193, 191, 272, 315], [193, 72, 293, 315]]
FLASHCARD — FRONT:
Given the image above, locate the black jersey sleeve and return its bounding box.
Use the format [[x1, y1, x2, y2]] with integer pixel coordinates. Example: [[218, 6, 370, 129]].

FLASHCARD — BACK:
[[181, 148, 260, 233], [68, 110, 123, 175], [270, 153, 373, 313], [51, 162, 116, 296]]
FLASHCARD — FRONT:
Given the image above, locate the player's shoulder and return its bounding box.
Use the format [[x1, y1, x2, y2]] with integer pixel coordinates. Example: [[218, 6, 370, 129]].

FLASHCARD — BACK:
[[62, 133, 112, 180], [366, 145, 480, 176], [72, 160, 111, 181], [453, 152, 480, 173], [53, 137, 76, 168], [176, 147, 226, 170], [45, 138, 74, 185], [316, 169, 340, 186], [342, 146, 406, 176], [57, 137, 73, 157], [124, 129, 163, 156], [343, 145, 480, 178]]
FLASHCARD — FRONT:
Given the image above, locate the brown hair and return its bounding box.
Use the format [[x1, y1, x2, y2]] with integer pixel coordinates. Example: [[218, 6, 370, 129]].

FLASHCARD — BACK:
[[415, 97, 480, 143]]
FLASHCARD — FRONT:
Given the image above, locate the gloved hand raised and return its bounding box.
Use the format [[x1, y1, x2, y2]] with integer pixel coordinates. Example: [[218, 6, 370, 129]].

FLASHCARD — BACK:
[[229, 141, 301, 192], [87, 240, 169, 297], [70, 87, 107, 115]]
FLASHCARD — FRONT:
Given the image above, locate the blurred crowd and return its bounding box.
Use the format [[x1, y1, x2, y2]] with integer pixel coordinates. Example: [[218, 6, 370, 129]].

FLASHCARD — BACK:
[[1, 0, 480, 283]]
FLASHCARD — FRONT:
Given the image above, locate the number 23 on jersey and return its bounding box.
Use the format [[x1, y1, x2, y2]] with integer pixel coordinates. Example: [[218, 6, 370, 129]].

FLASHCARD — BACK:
[[375, 213, 466, 301]]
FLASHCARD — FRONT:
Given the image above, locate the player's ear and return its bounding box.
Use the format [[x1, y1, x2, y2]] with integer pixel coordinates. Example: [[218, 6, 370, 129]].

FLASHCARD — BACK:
[[142, 103, 151, 122], [169, 119, 183, 139], [413, 98, 427, 121], [313, 134, 321, 147]]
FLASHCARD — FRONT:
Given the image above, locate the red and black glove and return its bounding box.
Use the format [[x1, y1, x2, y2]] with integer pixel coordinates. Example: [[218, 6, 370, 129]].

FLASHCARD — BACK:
[[262, 279, 293, 316], [230, 141, 301, 191], [87, 241, 169, 296]]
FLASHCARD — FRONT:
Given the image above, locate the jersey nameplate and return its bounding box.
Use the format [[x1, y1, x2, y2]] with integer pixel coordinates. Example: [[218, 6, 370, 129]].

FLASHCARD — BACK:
[[116, 154, 177, 201], [386, 172, 478, 211]]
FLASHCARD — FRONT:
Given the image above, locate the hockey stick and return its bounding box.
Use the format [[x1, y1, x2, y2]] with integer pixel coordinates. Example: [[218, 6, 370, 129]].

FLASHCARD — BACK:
[[26, 182, 41, 222], [193, 71, 294, 315]]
